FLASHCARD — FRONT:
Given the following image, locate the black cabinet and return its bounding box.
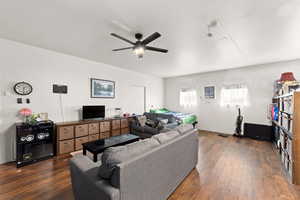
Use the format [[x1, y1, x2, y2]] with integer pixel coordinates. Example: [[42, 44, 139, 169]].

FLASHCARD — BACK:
[[16, 121, 55, 168], [243, 123, 273, 141]]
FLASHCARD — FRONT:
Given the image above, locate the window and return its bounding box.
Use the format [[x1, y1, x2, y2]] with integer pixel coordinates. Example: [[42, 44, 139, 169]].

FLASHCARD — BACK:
[[220, 84, 248, 107], [180, 89, 197, 107]]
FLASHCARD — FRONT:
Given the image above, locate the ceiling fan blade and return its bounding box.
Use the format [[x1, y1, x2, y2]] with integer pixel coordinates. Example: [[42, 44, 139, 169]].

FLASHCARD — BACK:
[[112, 47, 133, 51], [110, 33, 135, 45], [141, 32, 161, 45], [145, 46, 168, 53]]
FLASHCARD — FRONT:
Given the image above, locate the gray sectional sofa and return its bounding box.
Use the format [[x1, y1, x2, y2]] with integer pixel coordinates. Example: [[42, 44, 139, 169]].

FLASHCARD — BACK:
[[70, 125, 199, 200]]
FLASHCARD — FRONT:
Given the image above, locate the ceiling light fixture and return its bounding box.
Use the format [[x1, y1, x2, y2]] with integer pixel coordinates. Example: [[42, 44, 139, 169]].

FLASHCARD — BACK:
[[111, 32, 168, 59], [133, 45, 145, 58]]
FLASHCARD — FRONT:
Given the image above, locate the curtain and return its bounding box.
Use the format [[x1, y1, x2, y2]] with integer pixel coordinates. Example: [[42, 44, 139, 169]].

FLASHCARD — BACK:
[[220, 84, 248, 107], [180, 89, 197, 107]]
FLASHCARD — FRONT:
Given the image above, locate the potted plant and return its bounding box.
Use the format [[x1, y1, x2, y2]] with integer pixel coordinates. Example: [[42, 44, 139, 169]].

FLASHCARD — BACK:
[[19, 108, 38, 125]]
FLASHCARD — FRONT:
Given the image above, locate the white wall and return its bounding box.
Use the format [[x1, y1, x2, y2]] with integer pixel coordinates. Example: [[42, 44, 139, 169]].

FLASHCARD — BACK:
[[0, 38, 164, 164], [165, 59, 300, 134]]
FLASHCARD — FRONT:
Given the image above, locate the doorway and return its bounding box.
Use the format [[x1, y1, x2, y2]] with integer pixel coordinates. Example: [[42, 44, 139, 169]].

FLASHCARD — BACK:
[[127, 86, 146, 115]]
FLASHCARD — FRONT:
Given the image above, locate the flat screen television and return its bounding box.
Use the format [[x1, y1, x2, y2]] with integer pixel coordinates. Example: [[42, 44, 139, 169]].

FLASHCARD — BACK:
[[82, 105, 105, 120]]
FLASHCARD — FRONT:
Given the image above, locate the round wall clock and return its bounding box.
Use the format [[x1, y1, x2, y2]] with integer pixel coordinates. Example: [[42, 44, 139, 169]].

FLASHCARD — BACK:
[[14, 82, 33, 95]]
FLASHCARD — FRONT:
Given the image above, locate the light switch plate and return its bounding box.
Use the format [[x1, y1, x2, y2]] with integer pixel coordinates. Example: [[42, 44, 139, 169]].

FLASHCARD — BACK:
[[17, 98, 22, 104]]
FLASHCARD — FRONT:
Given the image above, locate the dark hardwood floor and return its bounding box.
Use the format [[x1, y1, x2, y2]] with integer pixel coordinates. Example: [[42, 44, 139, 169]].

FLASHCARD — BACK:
[[1, 131, 300, 200]]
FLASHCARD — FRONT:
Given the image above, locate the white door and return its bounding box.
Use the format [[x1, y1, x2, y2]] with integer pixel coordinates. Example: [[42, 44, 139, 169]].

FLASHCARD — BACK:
[[126, 86, 145, 115]]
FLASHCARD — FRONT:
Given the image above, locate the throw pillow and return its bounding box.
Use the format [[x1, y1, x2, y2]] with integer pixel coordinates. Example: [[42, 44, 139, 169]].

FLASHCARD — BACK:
[[153, 131, 180, 144], [98, 146, 128, 179], [137, 115, 147, 127], [146, 119, 156, 128], [176, 124, 194, 135], [160, 119, 169, 125], [156, 117, 169, 124], [155, 121, 165, 131]]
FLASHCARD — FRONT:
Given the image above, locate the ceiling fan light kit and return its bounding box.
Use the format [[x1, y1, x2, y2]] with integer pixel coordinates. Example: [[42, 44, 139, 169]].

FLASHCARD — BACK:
[[110, 32, 168, 58], [134, 46, 145, 58]]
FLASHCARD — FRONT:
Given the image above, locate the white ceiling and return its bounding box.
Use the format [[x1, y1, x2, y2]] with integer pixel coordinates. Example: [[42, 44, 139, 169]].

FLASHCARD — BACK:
[[0, 0, 300, 77]]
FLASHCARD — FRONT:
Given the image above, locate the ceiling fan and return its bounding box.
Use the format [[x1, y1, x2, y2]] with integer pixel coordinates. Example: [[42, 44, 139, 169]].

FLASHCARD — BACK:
[[110, 32, 168, 58]]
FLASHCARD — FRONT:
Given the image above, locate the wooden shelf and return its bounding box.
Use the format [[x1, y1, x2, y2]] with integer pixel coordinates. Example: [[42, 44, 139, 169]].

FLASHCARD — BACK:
[[273, 120, 293, 139], [279, 111, 293, 116], [272, 91, 300, 184], [282, 128, 293, 140], [273, 92, 294, 99], [272, 120, 280, 126]]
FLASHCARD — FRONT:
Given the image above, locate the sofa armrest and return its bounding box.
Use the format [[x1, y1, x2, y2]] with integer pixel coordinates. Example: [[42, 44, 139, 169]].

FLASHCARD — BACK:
[[70, 155, 120, 200], [143, 125, 159, 135]]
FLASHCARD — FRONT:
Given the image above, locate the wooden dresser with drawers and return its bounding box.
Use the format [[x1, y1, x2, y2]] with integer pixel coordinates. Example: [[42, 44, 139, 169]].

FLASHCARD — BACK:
[[56, 117, 133, 155]]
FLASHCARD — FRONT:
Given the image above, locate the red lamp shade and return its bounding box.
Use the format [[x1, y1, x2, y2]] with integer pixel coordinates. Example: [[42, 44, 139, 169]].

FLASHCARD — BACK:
[[19, 108, 32, 116], [279, 72, 296, 82]]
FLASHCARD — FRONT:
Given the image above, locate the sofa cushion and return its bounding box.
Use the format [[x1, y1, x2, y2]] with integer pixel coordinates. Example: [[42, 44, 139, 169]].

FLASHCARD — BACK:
[[176, 124, 194, 135], [110, 138, 160, 187], [98, 138, 160, 182], [126, 138, 160, 152], [146, 119, 157, 128], [153, 131, 180, 144]]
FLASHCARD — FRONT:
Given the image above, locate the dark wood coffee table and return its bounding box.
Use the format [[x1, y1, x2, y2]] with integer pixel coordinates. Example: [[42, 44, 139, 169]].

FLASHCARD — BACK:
[[82, 134, 140, 162]]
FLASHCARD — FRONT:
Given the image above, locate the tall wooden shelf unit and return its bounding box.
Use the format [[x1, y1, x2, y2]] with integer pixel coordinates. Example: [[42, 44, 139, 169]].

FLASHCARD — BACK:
[[273, 91, 300, 184]]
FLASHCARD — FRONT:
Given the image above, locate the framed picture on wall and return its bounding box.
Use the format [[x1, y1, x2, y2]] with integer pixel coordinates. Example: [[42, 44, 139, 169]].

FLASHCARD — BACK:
[[91, 78, 115, 98], [204, 86, 215, 99]]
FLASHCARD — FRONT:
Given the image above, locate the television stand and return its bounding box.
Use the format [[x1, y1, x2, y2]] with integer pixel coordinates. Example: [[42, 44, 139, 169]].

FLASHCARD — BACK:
[[55, 116, 134, 155]]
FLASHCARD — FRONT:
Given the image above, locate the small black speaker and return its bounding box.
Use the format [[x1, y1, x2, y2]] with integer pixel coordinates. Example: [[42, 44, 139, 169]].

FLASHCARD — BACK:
[[244, 123, 273, 141], [53, 84, 68, 94]]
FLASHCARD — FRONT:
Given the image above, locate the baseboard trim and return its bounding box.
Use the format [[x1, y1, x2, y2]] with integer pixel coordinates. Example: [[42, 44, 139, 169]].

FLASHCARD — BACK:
[[198, 129, 233, 136]]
